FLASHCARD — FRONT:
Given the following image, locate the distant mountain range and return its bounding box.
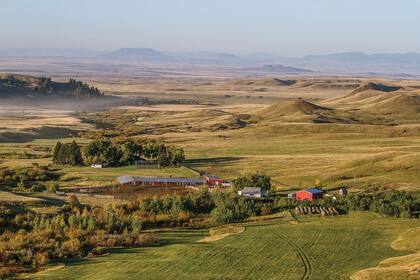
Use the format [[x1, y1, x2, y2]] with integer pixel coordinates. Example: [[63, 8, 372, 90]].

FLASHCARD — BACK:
[[241, 64, 312, 74], [1, 48, 420, 76]]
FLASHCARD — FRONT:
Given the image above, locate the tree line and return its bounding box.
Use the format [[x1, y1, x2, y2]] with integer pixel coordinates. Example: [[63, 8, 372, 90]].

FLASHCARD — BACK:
[[0, 196, 159, 278], [52, 139, 185, 168]]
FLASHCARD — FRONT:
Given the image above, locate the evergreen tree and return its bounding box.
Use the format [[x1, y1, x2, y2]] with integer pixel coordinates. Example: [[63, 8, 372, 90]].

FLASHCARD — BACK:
[[51, 141, 62, 164]]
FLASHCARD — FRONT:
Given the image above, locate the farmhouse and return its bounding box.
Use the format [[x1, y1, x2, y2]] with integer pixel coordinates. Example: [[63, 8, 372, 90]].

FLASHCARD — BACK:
[[117, 175, 205, 187], [238, 187, 268, 198], [296, 188, 324, 201]]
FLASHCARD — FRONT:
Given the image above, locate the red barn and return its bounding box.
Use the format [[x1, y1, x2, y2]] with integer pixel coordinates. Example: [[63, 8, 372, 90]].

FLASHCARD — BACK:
[[203, 175, 224, 186], [296, 188, 324, 201]]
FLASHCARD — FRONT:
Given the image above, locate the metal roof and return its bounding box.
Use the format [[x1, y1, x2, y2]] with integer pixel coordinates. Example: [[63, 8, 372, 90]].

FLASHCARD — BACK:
[[241, 187, 261, 193], [117, 175, 135, 184], [204, 175, 222, 180], [305, 188, 324, 194], [117, 175, 205, 185]]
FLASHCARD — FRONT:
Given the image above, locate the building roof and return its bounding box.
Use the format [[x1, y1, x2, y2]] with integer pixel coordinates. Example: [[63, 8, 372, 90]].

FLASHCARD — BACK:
[[241, 187, 262, 193], [117, 175, 205, 185], [204, 175, 222, 180], [305, 188, 324, 194]]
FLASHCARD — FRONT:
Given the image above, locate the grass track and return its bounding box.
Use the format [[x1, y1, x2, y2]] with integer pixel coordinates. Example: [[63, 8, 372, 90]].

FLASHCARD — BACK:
[[33, 213, 418, 280]]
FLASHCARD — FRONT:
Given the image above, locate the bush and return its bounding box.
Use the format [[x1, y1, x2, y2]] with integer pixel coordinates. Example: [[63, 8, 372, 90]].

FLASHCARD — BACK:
[[46, 181, 59, 192], [30, 183, 46, 192]]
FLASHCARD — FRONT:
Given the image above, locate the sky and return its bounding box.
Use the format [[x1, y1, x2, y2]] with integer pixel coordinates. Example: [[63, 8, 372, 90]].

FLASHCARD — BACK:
[[1, 0, 419, 56]]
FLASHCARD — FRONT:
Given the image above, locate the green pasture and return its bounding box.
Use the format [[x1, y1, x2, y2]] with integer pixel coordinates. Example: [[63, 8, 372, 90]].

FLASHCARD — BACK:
[[33, 212, 418, 280]]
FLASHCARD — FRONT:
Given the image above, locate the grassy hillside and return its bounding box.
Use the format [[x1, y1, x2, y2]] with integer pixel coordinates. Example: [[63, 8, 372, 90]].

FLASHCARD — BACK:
[[33, 212, 418, 280]]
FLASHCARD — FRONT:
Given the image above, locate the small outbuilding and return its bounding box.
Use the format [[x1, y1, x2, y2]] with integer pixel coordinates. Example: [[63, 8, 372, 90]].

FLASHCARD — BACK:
[[238, 187, 268, 198], [338, 187, 348, 196], [296, 188, 324, 201]]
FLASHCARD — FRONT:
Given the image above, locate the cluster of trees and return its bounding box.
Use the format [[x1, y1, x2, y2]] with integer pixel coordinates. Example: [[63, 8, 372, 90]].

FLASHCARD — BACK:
[[51, 139, 185, 168], [233, 173, 271, 192], [127, 189, 259, 226], [52, 141, 83, 166], [0, 165, 56, 192], [68, 78, 102, 98], [0, 197, 159, 277], [211, 194, 257, 224], [339, 190, 419, 218]]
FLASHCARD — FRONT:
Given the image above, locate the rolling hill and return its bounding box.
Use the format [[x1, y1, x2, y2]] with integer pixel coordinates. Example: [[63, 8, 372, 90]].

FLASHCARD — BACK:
[[260, 98, 332, 117]]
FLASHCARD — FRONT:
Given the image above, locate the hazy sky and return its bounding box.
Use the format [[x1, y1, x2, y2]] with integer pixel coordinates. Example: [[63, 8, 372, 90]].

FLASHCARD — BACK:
[[2, 0, 419, 56]]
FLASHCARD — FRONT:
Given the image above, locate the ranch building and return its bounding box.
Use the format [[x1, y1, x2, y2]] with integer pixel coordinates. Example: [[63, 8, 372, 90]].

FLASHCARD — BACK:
[[237, 187, 268, 198], [117, 175, 205, 187], [296, 188, 324, 201], [203, 175, 224, 186]]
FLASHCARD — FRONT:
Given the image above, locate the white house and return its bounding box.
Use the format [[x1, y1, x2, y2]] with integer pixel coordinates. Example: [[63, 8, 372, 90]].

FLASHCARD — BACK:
[[238, 187, 268, 198]]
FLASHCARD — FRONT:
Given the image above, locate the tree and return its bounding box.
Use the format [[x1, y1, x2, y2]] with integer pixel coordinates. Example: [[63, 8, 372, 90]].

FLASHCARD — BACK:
[[82, 139, 122, 166], [69, 141, 83, 165], [211, 194, 255, 224], [233, 173, 271, 192], [51, 141, 62, 164], [51, 141, 83, 166], [171, 147, 185, 167], [120, 139, 143, 165]]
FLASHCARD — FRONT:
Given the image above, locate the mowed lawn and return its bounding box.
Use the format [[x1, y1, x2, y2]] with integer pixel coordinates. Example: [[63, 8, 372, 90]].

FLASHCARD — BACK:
[[33, 213, 418, 280]]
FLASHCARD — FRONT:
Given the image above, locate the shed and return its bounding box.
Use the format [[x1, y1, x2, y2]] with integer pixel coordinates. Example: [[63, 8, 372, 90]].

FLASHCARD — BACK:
[[338, 187, 348, 196], [296, 188, 324, 201], [91, 163, 104, 169]]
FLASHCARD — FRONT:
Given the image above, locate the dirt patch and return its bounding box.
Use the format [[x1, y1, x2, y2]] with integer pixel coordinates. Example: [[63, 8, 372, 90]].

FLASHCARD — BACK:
[[196, 225, 245, 243]]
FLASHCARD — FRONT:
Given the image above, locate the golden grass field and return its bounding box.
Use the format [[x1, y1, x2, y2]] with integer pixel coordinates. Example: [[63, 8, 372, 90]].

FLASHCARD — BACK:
[[0, 75, 419, 279], [1, 76, 419, 192]]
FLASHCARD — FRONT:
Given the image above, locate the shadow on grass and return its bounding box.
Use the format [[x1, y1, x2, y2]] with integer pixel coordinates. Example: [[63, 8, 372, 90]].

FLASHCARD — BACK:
[[23, 193, 66, 206], [184, 157, 241, 168]]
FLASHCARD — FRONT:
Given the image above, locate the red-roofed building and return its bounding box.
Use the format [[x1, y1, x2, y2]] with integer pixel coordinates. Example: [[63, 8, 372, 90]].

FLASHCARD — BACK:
[[203, 175, 224, 186], [296, 188, 324, 201]]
